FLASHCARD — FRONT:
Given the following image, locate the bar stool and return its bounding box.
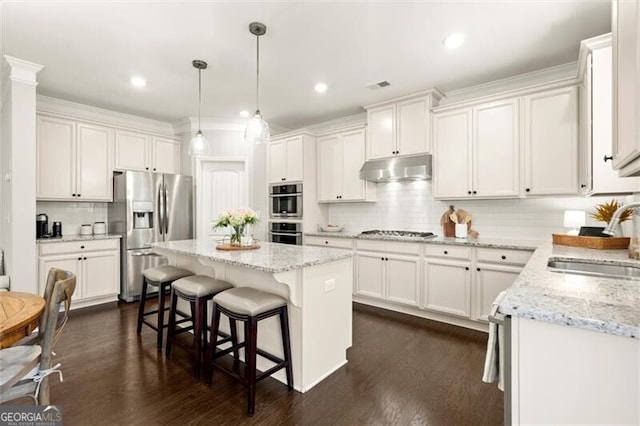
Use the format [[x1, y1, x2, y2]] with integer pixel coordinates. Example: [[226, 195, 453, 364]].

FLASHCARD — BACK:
[[206, 287, 293, 416], [165, 275, 234, 378], [137, 265, 193, 350]]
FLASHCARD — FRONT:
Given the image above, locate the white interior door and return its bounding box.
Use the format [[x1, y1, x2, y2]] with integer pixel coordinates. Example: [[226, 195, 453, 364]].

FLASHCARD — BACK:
[[196, 158, 248, 240]]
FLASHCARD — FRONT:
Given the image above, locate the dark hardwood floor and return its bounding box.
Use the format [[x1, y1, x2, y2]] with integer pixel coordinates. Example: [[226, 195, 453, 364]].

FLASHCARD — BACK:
[[7, 301, 503, 425]]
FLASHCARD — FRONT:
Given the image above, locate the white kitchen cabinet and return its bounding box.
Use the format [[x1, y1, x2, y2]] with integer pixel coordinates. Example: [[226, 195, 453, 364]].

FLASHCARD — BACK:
[[365, 91, 442, 160], [317, 127, 375, 202], [38, 239, 120, 309], [115, 131, 180, 174], [304, 236, 354, 249], [385, 253, 420, 307], [612, 0, 640, 176], [433, 99, 520, 199], [474, 264, 522, 322], [523, 86, 579, 195], [580, 35, 640, 192], [267, 136, 303, 183], [423, 258, 471, 318], [37, 115, 113, 201], [356, 252, 386, 299]]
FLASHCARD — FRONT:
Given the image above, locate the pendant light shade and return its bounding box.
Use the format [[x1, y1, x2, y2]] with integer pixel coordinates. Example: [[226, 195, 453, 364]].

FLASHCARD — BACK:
[[245, 22, 270, 145], [189, 59, 209, 157]]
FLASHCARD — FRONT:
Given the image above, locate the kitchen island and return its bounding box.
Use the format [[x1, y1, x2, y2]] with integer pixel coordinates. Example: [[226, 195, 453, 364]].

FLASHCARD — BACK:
[[151, 239, 354, 392]]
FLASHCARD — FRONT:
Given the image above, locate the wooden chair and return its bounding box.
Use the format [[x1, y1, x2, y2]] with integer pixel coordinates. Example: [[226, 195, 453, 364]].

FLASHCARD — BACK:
[[0, 268, 76, 404]]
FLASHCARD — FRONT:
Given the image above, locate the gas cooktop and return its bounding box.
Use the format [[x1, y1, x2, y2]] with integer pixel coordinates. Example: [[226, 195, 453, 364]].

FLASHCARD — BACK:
[[360, 230, 437, 238]]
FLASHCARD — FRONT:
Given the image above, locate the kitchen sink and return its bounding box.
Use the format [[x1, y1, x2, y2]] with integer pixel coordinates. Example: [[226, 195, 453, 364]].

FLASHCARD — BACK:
[[547, 258, 640, 280]]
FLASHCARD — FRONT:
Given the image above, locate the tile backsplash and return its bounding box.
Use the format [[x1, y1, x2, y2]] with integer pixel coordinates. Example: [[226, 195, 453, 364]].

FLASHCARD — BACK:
[[37, 201, 108, 236], [328, 181, 634, 239]]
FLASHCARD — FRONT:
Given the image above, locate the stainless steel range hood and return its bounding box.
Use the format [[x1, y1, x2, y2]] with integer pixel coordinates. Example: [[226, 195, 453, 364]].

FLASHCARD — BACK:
[[359, 154, 432, 182]]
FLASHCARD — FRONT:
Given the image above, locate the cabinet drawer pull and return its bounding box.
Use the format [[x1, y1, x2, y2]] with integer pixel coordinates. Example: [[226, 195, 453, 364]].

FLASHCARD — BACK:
[[525, 188, 530, 192], [80, 245, 85, 249], [381, 257, 384, 261], [77, 257, 81, 261], [325, 241, 329, 244], [501, 255, 506, 260], [465, 266, 469, 271], [83, 257, 87, 260], [477, 268, 481, 272], [603, 155, 613, 162], [444, 250, 448, 255]]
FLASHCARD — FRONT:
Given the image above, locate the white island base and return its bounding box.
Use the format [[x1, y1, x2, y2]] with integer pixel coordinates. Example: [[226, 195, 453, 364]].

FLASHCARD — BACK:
[[154, 248, 353, 393]]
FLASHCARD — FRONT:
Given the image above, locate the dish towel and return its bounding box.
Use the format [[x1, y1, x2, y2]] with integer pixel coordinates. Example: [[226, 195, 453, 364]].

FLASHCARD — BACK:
[[482, 290, 506, 391]]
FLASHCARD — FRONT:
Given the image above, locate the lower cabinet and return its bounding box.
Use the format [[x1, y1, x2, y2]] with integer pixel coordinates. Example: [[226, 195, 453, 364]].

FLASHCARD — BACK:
[[356, 251, 420, 307], [38, 239, 120, 309], [423, 258, 471, 318], [474, 263, 523, 322]]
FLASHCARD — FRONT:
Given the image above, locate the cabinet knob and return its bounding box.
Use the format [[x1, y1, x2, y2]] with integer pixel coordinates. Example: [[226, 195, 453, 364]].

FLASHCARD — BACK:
[[501, 255, 506, 260], [325, 241, 329, 244], [145, 167, 149, 170], [472, 190, 477, 195], [467, 191, 472, 195], [396, 151, 399, 155], [153, 168, 157, 171], [80, 245, 85, 249], [72, 194, 76, 197], [580, 184, 587, 188], [465, 266, 469, 271], [77, 257, 81, 261], [603, 155, 613, 163], [525, 188, 530, 192], [477, 268, 481, 272], [77, 194, 81, 197], [381, 257, 384, 261], [444, 250, 448, 255], [385, 257, 389, 261], [83, 257, 87, 260]]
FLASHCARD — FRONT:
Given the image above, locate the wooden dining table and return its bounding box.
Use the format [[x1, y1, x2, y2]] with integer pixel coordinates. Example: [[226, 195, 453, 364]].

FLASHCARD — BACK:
[[0, 291, 45, 349]]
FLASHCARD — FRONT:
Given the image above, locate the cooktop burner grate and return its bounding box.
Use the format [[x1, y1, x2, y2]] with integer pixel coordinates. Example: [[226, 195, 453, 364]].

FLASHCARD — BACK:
[[360, 230, 437, 238]]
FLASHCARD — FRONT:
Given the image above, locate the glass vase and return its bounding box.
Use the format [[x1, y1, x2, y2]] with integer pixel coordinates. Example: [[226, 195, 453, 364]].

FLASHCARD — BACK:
[[230, 225, 245, 246]]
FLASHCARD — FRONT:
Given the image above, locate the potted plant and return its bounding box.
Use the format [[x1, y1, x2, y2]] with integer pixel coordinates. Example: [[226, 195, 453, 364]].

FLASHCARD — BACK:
[[590, 199, 633, 233]]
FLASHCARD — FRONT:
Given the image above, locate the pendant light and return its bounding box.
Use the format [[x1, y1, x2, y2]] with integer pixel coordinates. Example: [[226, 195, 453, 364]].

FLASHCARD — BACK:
[[245, 22, 270, 145], [188, 59, 209, 156]]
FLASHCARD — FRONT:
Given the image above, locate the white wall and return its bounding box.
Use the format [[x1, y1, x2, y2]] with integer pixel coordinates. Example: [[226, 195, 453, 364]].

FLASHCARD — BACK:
[[328, 180, 634, 239], [36, 202, 108, 236]]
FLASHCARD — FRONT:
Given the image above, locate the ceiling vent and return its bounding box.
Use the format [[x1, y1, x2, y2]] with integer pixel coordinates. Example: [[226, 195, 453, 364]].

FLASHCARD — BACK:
[[367, 80, 391, 90]]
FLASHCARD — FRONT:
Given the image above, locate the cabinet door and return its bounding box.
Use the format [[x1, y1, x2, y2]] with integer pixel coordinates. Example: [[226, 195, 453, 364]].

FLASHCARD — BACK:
[[397, 97, 429, 156], [386, 254, 420, 307], [268, 140, 287, 183], [474, 264, 521, 322], [433, 109, 472, 198], [82, 251, 119, 300], [285, 137, 304, 182], [38, 254, 82, 299], [367, 105, 396, 160], [317, 135, 339, 202], [423, 259, 470, 318], [473, 99, 520, 197], [524, 86, 579, 195], [76, 123, 113, 201], [356, 252, 385, 299], [37, 115, 76, 200], [114, 130, 149, 171], [152, 137, 180, 174], [340, 129, 367, 201], [612, 0, 640, 170]]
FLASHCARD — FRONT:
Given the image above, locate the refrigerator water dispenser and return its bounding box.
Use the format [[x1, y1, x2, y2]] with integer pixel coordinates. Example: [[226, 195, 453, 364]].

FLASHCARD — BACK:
[[133, 201, 154, 229]]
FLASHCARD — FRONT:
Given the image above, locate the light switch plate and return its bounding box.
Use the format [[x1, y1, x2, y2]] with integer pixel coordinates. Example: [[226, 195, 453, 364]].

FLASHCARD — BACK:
[[324, 279, 336, 292]]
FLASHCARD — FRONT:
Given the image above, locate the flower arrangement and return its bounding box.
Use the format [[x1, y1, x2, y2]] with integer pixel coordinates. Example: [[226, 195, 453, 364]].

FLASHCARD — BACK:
[[212, 208, 258, 245], [590, 199, 633, 224]]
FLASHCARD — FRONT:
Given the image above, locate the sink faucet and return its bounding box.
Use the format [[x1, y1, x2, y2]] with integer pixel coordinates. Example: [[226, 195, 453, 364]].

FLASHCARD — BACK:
[[603, 202, 640, 235]]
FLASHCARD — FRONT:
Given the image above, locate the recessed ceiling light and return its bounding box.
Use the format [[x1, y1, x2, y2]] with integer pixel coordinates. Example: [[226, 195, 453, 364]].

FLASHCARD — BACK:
[[240, 110, 250, 118], [443, 33, 465, 49], [314, 82, 328, 94], [130, 76, 146, 87]]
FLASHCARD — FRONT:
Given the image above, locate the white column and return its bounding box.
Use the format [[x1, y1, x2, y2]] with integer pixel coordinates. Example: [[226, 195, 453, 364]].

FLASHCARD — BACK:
[[1, 55, 43, 292]]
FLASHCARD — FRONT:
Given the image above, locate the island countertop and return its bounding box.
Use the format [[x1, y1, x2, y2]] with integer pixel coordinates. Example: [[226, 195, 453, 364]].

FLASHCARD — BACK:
[[499, 242, 640, 339], [151, 239, 354, 274]]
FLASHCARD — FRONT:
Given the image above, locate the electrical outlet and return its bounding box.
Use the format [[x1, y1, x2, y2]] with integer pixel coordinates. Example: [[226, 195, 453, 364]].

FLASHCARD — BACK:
[[324, 279, 336, 292]]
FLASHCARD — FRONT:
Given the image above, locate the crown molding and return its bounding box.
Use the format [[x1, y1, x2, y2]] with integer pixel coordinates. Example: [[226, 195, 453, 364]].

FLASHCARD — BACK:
[[578, 33, 611, 81], [304, 112, 367, 135], [363, 88, 444, 110], [3, 55, 43, 86], [173, 116, 249, 135], [36, 95, 175, 136], [440, 61, 578, 107]]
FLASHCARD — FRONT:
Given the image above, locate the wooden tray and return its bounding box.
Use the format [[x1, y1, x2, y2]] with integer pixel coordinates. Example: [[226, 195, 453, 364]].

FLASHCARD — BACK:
[[216, 243, 260, 251], [552, 234, 630, 249]]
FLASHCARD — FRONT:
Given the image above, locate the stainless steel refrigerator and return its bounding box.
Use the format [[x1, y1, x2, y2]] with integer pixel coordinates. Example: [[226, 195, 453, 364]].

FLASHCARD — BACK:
[[108, 171, 193, 302]]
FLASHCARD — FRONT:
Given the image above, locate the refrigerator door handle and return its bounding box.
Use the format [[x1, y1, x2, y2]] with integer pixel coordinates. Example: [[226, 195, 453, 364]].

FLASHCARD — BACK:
[[164, 184, 169, 234], [158, 184, 165, 236]]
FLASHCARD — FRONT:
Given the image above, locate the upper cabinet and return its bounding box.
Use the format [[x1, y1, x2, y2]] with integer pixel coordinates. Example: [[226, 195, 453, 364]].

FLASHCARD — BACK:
[[433, 98, 520, 199], [364, 90, 442, 160], [114, 131, 181, 174], [267, 136, 304, 183], [523, 86, 579, 196], [317, 127, 376, 203], [578, 34, 640, 194], [37, 115, 113, 201], [612, 0, 640, 177]]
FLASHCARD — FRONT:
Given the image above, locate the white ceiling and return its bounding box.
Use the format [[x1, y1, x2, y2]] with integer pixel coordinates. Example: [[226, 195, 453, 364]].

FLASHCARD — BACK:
[[2, 1, 611, 130]]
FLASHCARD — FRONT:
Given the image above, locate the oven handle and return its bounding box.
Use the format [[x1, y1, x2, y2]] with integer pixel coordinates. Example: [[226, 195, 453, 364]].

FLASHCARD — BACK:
[[269, 232, 303, 237], [269, 193, 302, 198]]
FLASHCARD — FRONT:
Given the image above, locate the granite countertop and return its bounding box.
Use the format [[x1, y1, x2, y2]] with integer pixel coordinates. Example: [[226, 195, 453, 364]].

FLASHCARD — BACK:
[[499, 242, 640, 339], [37, 234, 122, 243], [151, 238, 354, 274], [305, 231, 541, 251]]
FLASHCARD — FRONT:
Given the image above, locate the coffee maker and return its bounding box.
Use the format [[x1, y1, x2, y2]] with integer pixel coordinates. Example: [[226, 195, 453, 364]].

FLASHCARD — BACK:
[[36, 213, 48, 238]]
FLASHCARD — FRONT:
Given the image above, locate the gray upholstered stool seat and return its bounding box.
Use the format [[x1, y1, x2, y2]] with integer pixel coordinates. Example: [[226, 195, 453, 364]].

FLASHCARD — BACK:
[[137, 265, 194, 350], [172, 275, 232, 298], [213, 287, 286, 317], [143, 265, 192, 283]]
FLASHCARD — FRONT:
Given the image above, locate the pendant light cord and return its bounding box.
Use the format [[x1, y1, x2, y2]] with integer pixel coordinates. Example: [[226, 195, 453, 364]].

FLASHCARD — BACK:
[[256, 34, 260, 112], [198, 67, 202, 131]]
